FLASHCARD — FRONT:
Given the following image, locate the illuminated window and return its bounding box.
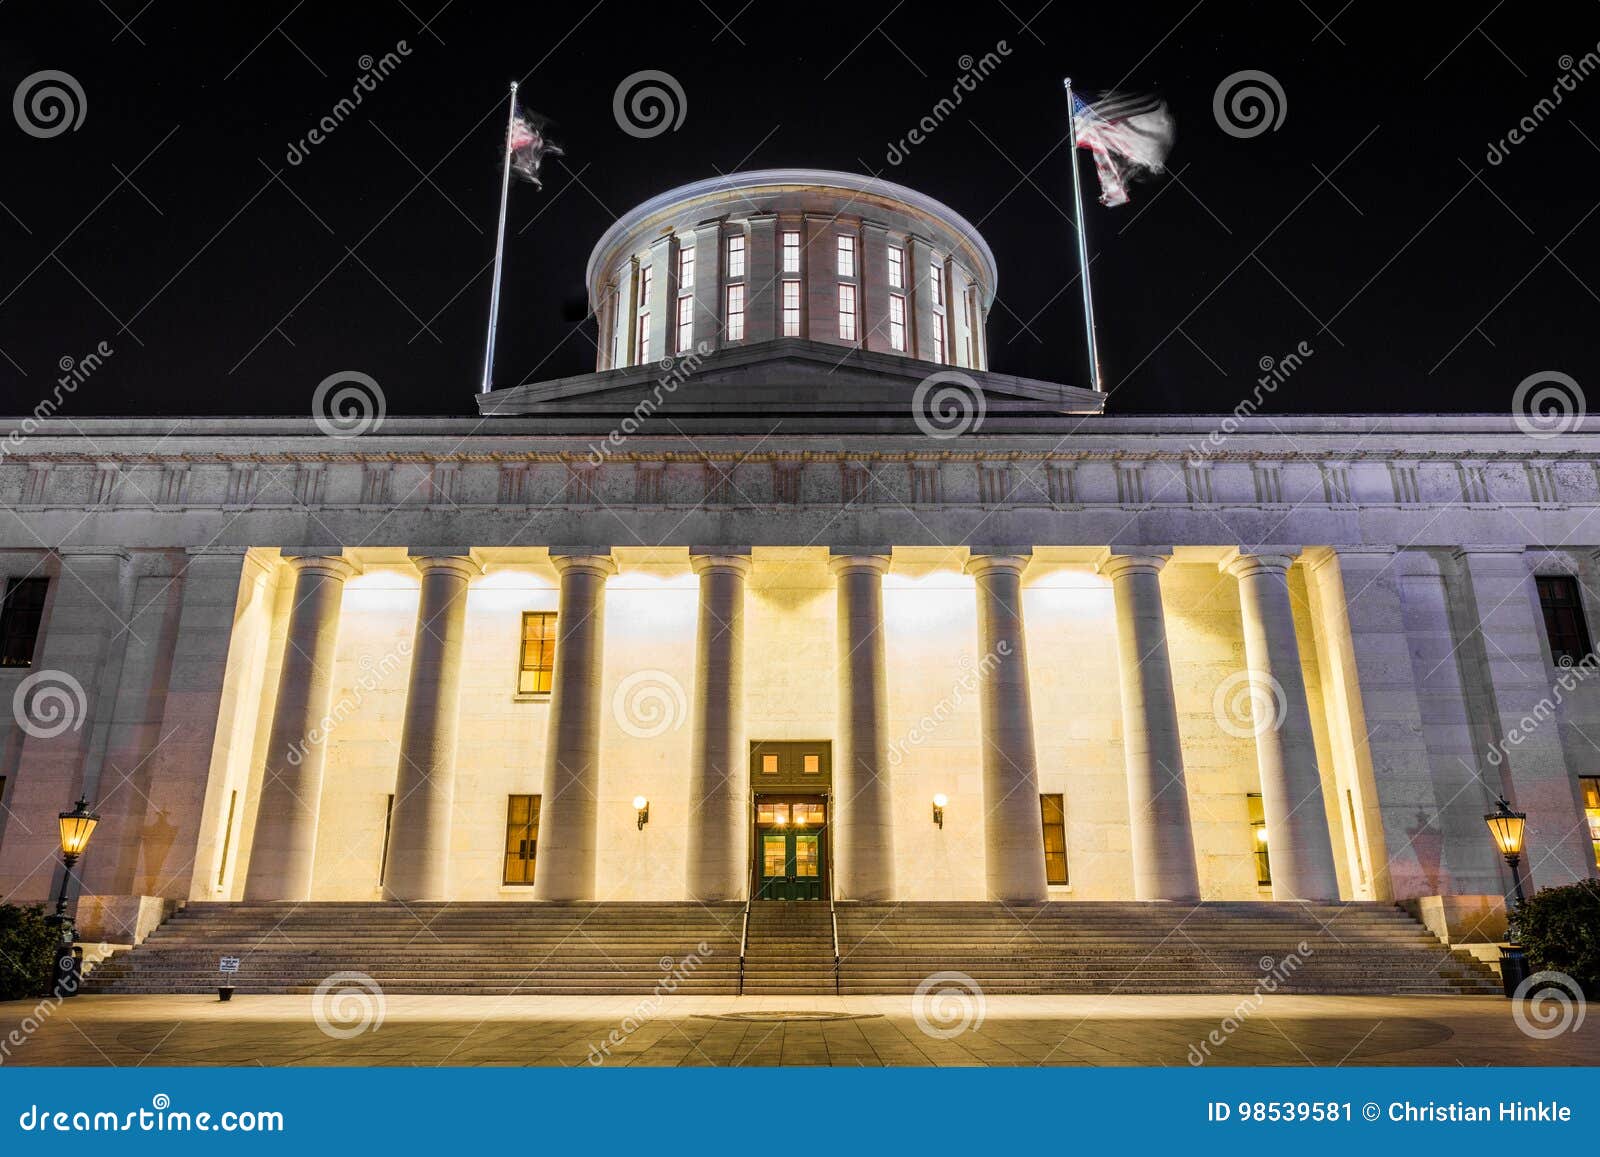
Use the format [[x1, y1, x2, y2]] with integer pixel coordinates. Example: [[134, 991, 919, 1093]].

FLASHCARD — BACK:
[[761, 753, 779, 774], [929, 260, 947, 364], [1248, 792, 1272, 886], [1582, 776, 1600, 868], [677, 246, 695, 291], [0, 577, 48, 667], [757, 801, 790, 825], [887, 245, 904, 289], [929, 262, 943, 307], [782, 280, 801, 337], [888, 293, 906, 351], [836, 235, 855, 277], [725, 284, 745, 341], [1537, 576, 1593, 666], [727, 234, 746, 279], [932, 324, 945, 364], [837, 284, 857, 342], [782, 230, 800, 273], [803, 754, 820, 775], [1040, 794, 1068, 885], [792, 800, 825, 825], [504, 794, 540, 885], [518, 611, 557, 695], [676, 294, 694, 353]]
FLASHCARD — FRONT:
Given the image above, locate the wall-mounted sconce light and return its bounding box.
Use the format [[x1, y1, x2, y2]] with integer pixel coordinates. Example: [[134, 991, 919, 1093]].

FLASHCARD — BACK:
[[633, 795, 650, 830], [932, 793, 948, 829]]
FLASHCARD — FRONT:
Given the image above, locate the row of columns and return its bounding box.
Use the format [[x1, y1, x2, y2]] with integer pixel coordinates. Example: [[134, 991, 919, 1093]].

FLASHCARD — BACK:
[[241, 547, 1343, 905]]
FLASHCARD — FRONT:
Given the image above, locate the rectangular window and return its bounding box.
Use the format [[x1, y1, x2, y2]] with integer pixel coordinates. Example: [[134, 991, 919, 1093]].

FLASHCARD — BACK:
[[929, 262, 944, 307], [932, 324, 945, 364], [677, 247, 695, 291], [837, 284, 857, 342], [637, 264, 653, 307], [727, 235, 746, 279], [504, 794, 540, 885], [1537, 576, 1593, 666], [676, 293, 694, 353], [887, 245, 904, 289], [1248, 792, 1272, 886], [782, 230, 800, 273], [518, 610, 557, 695], [1040, 794, 1068, 885], [782, 280, 801, 337], [836, 235, 855, 277], [636, 313, 651, 363], [0, 577, 48, 668], [725, 284, 745, 341], [635, 265, 653, 364], [1582, 776, 1600, 869], [888, 293, 907, 351], [761, 753, 779, 774]]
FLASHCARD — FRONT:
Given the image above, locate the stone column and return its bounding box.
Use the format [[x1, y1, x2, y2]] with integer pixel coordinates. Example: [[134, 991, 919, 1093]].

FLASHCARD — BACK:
[[907, 235, 939, 362], [533, 553, 617, 902], [1097, 551, 1201, 901], [686, 553, 751, 901], [1221, 550, 1340, 901], [383, 554, 481, 901], [829, 553, 895, 900], [745, 213, 777, 344], [1456, 548, 1597, 888], [691, 220, 724, 354], [243, 554, 359, 902], [965, 552, 1049, 902]]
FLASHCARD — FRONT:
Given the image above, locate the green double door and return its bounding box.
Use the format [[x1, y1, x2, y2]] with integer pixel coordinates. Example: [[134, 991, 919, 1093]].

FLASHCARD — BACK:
[[757, 825, 824, 900]]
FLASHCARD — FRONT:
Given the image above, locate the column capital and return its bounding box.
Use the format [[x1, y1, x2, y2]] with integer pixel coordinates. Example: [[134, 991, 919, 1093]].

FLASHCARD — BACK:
[[408, 554, 483, 581], [1219, 547, 1300, 578], [282, 553, 361, 581], [828, 552, 891, 577], [1453, 544, 1528, 560], [691, 551, 752, 577], [964, 551, 1031, 578], [548, 551, 617, 579], [1095, 548, 1171, 578]]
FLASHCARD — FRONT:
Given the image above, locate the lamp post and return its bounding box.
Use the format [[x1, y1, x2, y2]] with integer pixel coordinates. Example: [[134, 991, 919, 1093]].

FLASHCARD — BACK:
[[51, 797, 99, 998], [1484, 796, 1529, 997]]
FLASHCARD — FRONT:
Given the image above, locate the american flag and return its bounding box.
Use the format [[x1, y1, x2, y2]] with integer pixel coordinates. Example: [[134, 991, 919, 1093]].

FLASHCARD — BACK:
[[508, 105, 562, 188], [1071, 91, 1175, 207]]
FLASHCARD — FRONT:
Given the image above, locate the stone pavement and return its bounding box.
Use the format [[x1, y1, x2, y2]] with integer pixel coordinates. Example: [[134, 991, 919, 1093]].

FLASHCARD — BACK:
[[2, 992, 1596, 1067]]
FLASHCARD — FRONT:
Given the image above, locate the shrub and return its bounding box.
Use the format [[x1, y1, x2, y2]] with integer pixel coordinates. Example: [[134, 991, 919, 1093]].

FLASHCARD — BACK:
[[0, 905, 60, 1001], [1510, 878, 1600, 996]]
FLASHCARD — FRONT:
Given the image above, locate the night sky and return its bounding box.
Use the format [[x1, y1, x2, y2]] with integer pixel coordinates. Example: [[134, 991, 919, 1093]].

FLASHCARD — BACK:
[[1, 1, 1596, 419]]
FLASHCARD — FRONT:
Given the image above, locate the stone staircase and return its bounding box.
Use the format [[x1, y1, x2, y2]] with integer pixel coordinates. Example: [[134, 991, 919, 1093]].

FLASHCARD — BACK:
[[835, 901, 1502, 995], [81, 901, 744, 995], [80, 899, 1500, 997], [740, 901, 837, 995]]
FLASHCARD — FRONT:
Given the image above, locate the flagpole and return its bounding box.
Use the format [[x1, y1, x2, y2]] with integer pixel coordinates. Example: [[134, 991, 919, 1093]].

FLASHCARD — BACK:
[[1064, 78, 1103, 393], [481, 80, 518, 395]]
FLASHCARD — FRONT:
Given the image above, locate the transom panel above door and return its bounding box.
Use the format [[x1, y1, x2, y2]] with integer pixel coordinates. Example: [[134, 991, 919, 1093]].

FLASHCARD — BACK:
[[749, 740, 832, 790]]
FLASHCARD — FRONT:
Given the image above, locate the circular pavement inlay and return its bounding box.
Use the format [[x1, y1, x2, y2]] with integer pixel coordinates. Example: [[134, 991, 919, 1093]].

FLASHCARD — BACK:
[[694, 1011, 883, 1023]]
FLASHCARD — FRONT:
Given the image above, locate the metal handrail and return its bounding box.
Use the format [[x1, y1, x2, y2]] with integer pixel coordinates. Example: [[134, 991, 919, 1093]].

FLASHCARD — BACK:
[[829, 879, 841, 996], [737, 898, 751, 996]]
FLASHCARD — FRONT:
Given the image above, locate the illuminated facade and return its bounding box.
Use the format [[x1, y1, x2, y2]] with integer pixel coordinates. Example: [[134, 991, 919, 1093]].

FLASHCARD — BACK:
[[0, 171, 1596, 949]]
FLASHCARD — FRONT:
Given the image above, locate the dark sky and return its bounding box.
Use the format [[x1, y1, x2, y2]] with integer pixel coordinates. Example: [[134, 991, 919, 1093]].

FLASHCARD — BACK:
[[1, 1, 1596, 418]]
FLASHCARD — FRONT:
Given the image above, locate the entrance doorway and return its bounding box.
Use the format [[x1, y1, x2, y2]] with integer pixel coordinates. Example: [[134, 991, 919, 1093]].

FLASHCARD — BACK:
[[749, 741, 832, 901], [755, 797, 827, 899]]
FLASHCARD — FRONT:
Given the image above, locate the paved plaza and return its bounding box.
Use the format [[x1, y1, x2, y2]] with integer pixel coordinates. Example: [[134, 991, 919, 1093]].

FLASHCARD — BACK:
[[2, 993, 1594, 1067]]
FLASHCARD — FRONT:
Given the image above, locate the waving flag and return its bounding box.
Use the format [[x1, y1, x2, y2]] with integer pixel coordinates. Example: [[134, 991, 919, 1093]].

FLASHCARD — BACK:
[[509, 106, 561, 188], [1070, 91, 1175, 207]]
